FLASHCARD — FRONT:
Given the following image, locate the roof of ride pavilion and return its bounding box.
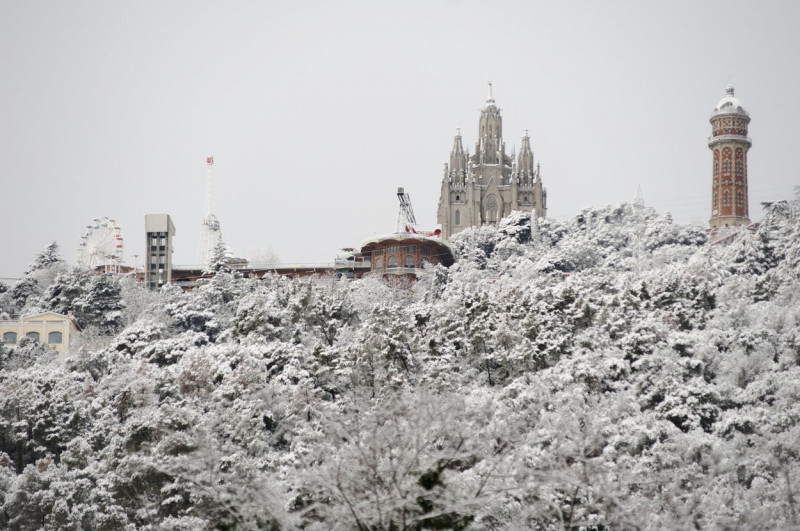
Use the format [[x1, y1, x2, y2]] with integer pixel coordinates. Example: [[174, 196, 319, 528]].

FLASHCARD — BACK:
[[359, 233, 456, 268]]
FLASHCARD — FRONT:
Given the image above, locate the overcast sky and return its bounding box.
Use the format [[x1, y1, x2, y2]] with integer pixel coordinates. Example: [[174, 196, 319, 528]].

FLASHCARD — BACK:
[[2, 1, 799, 280]]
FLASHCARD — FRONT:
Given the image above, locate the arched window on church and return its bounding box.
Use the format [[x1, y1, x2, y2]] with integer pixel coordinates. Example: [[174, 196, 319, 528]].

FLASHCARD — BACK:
[[724, 190, 730, 206], [486, 196, 498, 223], [374, 257, 383, 271], [387, 256, 398, 269], [455, 210, 460, 225], [723, 160, 730, 173], [713, 191, 718, 209], [737, 190, 744, 206]]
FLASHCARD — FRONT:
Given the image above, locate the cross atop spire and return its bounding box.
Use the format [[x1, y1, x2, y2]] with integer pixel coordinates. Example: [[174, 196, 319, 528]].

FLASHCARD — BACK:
[[726, 84, 735, 96], [486, 79, 495, 106]]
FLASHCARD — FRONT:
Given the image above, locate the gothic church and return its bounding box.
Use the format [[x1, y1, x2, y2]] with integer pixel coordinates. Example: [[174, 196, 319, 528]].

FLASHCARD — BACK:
[[437, 82, 546, 239]]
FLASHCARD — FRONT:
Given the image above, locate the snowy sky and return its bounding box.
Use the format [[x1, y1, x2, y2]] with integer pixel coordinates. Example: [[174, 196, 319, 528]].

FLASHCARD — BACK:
[[2, 1, 799, 280]]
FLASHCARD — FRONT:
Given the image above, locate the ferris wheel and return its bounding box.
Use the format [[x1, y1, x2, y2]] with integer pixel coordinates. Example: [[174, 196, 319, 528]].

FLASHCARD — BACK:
[[76, 217, 124, 271]]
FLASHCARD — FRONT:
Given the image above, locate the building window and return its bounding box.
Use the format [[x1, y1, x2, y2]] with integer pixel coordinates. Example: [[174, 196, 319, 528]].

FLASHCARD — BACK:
[[723, 160, 730, 173], [374, 257, 383, 271], [387, 256, 398, 269], [48, 331, 63, 344], [724, 190, 730, 206], [455, 210, 460, 225], [737, 190, 744, 206], [3, 332, 17, 344], [456, 195, 460, 202], [486, 196, 498, 222], [26, 331, 40, 342], [404, 255, 415, 268]]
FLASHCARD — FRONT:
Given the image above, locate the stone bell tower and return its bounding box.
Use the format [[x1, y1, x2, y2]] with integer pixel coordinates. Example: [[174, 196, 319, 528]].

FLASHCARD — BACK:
[[709, 85, 751, 228]]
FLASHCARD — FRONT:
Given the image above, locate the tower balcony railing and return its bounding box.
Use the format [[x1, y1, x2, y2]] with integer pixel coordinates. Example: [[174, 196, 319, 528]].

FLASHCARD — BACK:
[[708, 134, 752, 147]]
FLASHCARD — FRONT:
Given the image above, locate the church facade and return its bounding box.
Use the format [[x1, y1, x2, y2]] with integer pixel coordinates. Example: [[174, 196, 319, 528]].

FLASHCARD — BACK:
[[437, 82, 546, 240]]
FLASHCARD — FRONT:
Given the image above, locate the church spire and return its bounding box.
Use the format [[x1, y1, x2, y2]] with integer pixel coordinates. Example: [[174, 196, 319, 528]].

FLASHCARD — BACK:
[[476, 81, 502, 164], [517, 129, 534, 180], [449, 128, 468, 182]]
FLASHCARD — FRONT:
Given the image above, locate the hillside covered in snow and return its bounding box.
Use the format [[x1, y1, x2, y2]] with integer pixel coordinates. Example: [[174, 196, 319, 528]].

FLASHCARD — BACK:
[[2, 198, 800, 530]]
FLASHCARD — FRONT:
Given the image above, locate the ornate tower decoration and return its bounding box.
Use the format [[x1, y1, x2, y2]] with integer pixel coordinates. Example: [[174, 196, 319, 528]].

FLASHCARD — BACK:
[[709, 85, 751, 228], [437, 81, 546, 239]]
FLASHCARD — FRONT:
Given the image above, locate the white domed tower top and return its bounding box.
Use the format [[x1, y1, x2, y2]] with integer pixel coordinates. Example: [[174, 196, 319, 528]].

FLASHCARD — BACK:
[[708, 85, 751, 229], [712, 84, 749, 117]]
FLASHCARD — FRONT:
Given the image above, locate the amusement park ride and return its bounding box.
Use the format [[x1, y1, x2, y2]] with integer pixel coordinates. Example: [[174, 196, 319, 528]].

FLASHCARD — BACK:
[[75, 217, 124, 273], [197, 156, 223, 266], [396, 187, 441, 237]]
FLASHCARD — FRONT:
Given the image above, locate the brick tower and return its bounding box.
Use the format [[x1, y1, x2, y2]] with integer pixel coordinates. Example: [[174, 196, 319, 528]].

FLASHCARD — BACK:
[[709, 85, 751, 228]]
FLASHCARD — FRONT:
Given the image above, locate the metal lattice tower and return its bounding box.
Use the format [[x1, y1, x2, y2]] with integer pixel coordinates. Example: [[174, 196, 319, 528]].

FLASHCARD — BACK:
[[396, 187, 417, 232], [197, 156, 223, 266]]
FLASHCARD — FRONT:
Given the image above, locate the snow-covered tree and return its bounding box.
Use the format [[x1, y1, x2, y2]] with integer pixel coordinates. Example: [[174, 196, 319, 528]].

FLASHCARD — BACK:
[[3, 199, 800, 528]]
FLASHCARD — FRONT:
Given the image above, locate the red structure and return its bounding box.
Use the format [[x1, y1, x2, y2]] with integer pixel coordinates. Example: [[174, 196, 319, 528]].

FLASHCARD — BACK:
[[359, 233, 454, 280], [709, 85, 751, 228]]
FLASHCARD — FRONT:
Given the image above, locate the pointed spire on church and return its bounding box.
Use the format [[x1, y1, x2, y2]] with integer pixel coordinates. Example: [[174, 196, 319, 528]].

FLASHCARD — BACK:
[[517, 129, 534, 176], [449, 128, 468, 179], [485, 79, 495, 107], [452, 128, 464, 153]]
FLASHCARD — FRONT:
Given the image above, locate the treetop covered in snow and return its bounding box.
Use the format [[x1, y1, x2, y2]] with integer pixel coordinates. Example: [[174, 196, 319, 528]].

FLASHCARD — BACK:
[[1, 199, 800, 529]]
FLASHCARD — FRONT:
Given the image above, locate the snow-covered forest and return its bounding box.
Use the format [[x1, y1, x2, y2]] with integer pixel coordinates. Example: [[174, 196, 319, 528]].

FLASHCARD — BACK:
[[2, 198, 800, 530]]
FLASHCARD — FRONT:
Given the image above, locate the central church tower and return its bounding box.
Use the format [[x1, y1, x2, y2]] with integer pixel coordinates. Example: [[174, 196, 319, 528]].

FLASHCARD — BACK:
[[437, 82, 546, 239]]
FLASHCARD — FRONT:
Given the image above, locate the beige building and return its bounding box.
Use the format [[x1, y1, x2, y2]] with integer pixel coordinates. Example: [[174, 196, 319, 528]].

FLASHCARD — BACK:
[[437, 82, 546, 239], [0, 312, 81, 353]]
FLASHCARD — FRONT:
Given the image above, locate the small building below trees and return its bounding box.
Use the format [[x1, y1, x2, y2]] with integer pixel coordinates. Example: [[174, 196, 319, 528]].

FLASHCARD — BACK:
[[0, 312, 81, 353]]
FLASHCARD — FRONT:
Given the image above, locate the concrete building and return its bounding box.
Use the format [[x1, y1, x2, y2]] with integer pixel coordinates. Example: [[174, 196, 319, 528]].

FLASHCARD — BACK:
[[145, 214, 176, 290], [709, 85, 751, 228], [0, 312, 81, 353], [437, 82, 546, 239]]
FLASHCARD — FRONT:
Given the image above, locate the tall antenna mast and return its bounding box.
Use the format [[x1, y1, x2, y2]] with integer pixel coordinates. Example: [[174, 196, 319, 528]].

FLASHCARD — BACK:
[[204, 156, 213, 219], [197, 156, 222, 265]]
